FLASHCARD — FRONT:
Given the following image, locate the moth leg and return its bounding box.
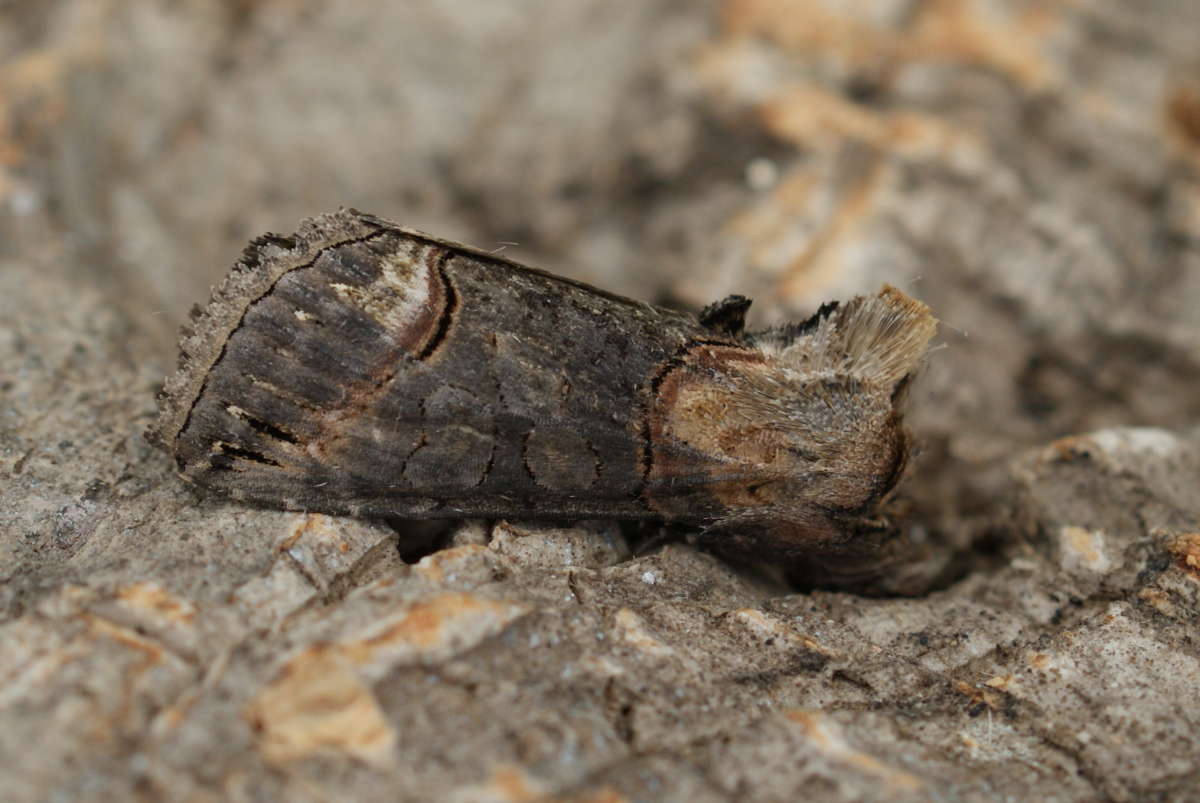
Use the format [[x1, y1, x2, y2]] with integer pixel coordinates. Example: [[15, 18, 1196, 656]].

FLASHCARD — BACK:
[[625, 520, 688, 558]]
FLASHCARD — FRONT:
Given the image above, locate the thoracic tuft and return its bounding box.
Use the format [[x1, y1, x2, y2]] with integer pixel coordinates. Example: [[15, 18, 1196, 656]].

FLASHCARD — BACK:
[[772, 286, 937, 387]]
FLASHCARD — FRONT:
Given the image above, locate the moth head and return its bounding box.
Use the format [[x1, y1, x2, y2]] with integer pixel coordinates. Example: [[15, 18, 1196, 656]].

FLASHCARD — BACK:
[[648, 286, 936, 562]]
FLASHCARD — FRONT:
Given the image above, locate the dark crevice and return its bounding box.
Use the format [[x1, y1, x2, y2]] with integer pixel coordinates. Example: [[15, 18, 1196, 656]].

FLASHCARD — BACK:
[[622, 520, 683, 560], [385, 518, 457, 564]]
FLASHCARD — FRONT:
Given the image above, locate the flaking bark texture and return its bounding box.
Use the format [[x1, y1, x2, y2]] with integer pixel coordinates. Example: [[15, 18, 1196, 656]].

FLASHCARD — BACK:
[[3, 2, 1200, 802]]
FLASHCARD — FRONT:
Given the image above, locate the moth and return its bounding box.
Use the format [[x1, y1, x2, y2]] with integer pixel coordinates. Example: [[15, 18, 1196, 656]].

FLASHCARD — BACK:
[[148, 210, 936, 578]]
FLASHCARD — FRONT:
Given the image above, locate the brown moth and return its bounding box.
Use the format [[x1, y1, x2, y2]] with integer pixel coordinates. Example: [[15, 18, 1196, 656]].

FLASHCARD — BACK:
[[148, 210, 936, 577]]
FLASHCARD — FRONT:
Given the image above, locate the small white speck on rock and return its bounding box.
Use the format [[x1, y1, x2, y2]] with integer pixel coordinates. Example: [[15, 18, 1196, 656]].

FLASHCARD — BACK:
[[745, 157, 779, 191]]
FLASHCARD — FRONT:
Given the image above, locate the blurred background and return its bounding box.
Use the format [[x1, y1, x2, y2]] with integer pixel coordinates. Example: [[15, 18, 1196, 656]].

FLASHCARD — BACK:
[[5, 0, 1200, 561]]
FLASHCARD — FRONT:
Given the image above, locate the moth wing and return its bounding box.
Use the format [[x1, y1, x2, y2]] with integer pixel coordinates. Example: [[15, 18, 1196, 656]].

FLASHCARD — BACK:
[[155, 210, 701, 519]]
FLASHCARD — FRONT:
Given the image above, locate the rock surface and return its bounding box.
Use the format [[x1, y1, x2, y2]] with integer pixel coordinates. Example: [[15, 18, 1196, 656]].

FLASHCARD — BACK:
[[2, 2, 1199, 801]]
